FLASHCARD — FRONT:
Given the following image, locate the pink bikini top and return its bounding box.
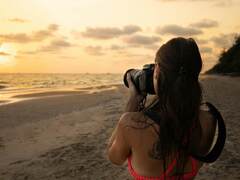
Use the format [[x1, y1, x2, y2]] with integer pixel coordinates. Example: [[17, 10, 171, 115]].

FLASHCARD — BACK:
[[127, 155, 198, 180]]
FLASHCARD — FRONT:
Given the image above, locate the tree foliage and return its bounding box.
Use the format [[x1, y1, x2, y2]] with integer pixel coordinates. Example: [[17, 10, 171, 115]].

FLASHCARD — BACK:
[[206, 35, 240, 74]]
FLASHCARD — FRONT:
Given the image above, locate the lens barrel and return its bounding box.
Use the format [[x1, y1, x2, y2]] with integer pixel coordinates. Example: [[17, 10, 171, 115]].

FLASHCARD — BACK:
[[123, 64, 155, 94]]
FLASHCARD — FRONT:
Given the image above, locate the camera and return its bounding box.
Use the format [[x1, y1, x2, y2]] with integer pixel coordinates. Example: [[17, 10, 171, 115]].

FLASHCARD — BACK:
[[123, 64, 155, 95]]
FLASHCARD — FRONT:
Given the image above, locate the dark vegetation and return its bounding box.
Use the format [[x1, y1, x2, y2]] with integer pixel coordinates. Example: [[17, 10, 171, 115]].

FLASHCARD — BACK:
[[205, 35, 240, 76]]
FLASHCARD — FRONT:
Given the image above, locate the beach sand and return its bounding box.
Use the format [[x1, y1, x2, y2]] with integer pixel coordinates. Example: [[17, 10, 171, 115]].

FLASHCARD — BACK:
[[0, 75, 239, 180]]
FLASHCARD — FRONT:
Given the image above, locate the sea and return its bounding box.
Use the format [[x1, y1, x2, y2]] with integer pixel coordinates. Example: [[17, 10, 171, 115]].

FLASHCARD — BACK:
[[0, 73, 123, 105]]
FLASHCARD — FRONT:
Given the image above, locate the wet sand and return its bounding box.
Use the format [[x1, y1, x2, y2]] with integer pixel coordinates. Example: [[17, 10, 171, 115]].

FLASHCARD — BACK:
[[0, 75, 239, 179]]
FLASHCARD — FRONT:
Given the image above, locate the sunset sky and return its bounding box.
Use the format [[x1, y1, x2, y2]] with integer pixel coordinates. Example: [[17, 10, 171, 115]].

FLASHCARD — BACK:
[[0, 0, 239, 73]]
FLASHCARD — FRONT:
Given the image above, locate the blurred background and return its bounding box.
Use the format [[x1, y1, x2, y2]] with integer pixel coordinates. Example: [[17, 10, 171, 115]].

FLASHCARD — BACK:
[[0, 0, 239, 74]]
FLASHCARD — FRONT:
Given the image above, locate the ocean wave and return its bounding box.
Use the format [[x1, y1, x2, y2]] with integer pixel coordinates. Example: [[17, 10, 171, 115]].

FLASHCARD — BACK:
[[76, 83, 121, 91], [0, 73, 122, 95]]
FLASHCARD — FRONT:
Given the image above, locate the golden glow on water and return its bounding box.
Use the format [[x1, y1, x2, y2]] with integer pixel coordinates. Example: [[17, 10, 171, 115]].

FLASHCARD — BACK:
[[0, 73, 122, 105]]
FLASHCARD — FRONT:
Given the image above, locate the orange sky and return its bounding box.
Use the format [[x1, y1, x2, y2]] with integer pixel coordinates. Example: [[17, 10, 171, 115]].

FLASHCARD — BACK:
[[0, 0, 239, 73]]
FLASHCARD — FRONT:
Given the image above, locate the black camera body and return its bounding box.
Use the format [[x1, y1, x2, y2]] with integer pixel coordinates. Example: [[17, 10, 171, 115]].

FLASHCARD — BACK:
[[123, 64, 155, 95]]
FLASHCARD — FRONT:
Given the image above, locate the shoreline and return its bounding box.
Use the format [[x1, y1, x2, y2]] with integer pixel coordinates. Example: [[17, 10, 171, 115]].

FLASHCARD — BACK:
[[0, 83, 130, 179], [0, 75, 239, 179], [0, 74, 236, 106], [0, 84, 122, 106]]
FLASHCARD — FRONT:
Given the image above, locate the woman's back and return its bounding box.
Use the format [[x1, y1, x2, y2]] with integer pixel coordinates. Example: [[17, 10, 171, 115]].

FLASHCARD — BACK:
[[107, 37, 218, 179], [122, 103, 217, 178]]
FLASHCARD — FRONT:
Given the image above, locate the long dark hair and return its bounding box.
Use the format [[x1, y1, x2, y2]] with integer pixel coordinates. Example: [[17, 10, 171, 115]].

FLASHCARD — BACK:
[[144, 37, 203, 179]]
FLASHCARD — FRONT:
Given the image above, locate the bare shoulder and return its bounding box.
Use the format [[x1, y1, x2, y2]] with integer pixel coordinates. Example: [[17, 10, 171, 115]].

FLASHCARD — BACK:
[[118, 112, 159, 140], [118, 112, 159, 149], [118, 111, 147, 127]]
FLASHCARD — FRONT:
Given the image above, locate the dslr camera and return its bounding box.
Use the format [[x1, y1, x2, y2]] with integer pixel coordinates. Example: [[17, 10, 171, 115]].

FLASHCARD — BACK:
[[123, 64, 155, 95]]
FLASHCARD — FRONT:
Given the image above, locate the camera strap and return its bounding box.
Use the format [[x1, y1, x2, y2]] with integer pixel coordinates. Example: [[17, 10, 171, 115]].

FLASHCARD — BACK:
[[142, 101, 226, 163], [190, 101, 226, 163]]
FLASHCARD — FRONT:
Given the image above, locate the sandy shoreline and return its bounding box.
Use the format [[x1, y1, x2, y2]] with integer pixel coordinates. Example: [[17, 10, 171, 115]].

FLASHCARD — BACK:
[[0, 84, 121, 106], [0, 75, 240, 179]]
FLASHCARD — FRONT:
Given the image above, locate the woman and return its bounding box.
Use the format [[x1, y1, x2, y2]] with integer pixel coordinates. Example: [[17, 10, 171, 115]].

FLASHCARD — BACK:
[[107, 37, 217, 179]]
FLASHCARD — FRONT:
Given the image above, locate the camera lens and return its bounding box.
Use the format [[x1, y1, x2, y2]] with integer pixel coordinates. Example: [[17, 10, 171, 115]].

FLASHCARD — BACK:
[[123, 64, 155, 94]]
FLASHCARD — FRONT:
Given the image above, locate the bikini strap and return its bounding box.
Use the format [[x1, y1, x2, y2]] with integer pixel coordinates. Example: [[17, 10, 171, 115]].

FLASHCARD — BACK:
[[161, 153, 198, 178]]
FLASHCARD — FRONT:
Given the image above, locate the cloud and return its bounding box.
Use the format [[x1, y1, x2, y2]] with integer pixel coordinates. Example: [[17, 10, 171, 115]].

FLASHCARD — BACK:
[[122, 25, 142, 34], [144, 44, 160, 51], [160, 0, 202, 1], [212, 0, 233, 7], [113, 53, 154, 66], [160, 0, 208, 1], [20, 38, 74, 55], [109, 45, 126, 51], [0, 52, 11, 56], [0, 24, 59, 43], [194, 37, 209, 45], [123, 35, 161, 45], [8, 18, 29, 23], [123, 53, 153, 59], [108, 45, 134, 55], [81, 25, 142, 39], [190, 19, 219, 28], [211, 33, 238, 48], [156, 25, 203, 36], [157, 0, 234, 7], [84, 46, 105, 56], [31, 24, 59, 41], [200, 46, 212, 54], [82, 27, 121, 39], [39, 39, 73, 52], [0, 33, 31, 43], [58, 55, 78, 60], [48, 24, 59, 31]]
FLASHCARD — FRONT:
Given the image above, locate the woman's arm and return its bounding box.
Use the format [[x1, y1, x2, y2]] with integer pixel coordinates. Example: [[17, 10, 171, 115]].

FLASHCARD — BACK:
[[107, 113, 131, 165], [107, 73, 145, 165], [107, 123, 118, 149], [124, 97, 143, 112], [124, 73, 146, 112]]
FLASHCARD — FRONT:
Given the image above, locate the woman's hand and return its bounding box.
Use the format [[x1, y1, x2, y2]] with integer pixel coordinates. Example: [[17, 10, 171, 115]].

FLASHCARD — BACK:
[[126, 73, 146, 101], [125, 73, 147, 112]]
